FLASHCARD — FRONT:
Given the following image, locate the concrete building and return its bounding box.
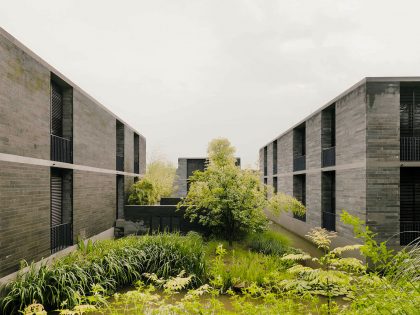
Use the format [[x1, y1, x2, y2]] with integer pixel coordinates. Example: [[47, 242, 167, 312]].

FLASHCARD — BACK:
[[260, 77, 420, 247], [0, 28, 146, 277], [175, 157, 240, 197]]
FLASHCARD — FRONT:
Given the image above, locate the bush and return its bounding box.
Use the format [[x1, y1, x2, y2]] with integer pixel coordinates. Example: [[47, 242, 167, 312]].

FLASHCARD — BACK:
[[0, 232, 207, 313], [207, 242, 294, 291], [128, 178, 160, 205], [245, 230, 290, 256]]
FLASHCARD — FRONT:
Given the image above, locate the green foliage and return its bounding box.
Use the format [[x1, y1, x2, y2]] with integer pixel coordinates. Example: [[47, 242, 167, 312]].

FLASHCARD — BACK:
[[245, 230, 290, 256], [281, 227, 364, 300], [267, 192, 306, 218], [0, 233, 207, 313], [46, 278, 329, 315], [179, 138, 269, 244], [340, 210, 420, 314], [128, 178, 160, 205], [6, 211, 420, 314], [340, 210, 395, 273], [208, 243, 294, 292], [144, 159, 177, 198]]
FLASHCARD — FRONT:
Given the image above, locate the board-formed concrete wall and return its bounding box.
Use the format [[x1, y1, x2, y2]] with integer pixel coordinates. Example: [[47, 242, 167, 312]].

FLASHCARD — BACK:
[[262, 78, 420, 247], [0, 27, 146, 277], [365, 81, 400, 246], [262, 80, 369, 246]]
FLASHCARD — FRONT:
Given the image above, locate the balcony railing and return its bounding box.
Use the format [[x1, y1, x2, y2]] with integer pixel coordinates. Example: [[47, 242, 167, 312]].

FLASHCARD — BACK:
[[401, 137, 420, 161], [134, 161, 140, 174], [293, 155, 306, 172], [116, 155, 124, 171], [400, 221, 420, 245], [51, 134, 72, 163], [322, 211, 336, 231], [51, 222, 73, 253], [322, 146, 336, 167]]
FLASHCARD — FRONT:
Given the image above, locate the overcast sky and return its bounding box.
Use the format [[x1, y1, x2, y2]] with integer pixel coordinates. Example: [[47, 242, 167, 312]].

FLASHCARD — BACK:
[[2, 0, 420, 167]]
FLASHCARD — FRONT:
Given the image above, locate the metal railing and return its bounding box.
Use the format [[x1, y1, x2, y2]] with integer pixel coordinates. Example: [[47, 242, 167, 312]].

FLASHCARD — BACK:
[[322, 211, 336, 231], [116, 155, 124, 171], [134, 161, 139, 174], [51, 134, 72, 163], [400, 221, 420, 245], [51, 222, 73, 253], [293, 155, 306, 172], [401, 137, 420, 161], [322, 146, 336, 167]]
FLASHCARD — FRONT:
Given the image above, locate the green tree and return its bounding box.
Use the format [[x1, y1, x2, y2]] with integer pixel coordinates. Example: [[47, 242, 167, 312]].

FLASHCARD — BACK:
[[144, 159, 177, 198], [128, 158, 177, 205], [128, 178, 160, 205], [179, 138, 305, 246]]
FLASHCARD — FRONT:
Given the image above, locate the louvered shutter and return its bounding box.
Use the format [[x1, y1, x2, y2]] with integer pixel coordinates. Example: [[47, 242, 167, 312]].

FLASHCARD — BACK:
[[51, 83, 63, 137], [51, 170, 63, 226]]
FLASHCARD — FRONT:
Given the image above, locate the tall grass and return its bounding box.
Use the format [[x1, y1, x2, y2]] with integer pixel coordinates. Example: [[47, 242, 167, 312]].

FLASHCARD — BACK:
[[207, 242, 294, 291], [245, 230, 290, 256], [0, 232, 207, 314]]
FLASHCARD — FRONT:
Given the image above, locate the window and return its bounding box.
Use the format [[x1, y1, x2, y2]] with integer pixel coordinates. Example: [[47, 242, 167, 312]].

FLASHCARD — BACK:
[[400, 84, 420, 161], [50, 168, 73, 253], [273, 140, 278, 174], [273, 177, 278, 193], [322, 171, 336, 231], [263, 146, 268, 176], [293, 174, 306, 221], [50, 76, 73, 163], [116, 120, 124, 171], [321, 104, 336, 167], [400, 167, 420, 245], [116, 175, 124, 219], [134, 133, 139, 174], [293, 124, 306, 171]]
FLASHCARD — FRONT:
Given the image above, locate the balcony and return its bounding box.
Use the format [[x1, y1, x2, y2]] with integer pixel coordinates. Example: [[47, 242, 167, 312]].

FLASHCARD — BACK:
[[400, 221, 420, 245], [322, 146, 336, 167], [401, 137, 420, 161], [322, 211, 336, 231], [51, 134, 72, 163], [116, 155, 124, 171], [293, 155, 306, 172], [51, 222, 73, 254], [134, 161, 139, 174]]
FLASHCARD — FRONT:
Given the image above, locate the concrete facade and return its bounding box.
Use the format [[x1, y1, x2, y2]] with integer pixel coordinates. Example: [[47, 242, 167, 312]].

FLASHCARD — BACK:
[[0, 28, 146, 277], [260, 77, 420, 247]]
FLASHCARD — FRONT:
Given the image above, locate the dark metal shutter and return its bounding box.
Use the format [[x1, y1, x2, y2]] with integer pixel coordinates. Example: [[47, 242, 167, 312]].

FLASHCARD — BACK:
[[273, 141, 277, 174], [51, 170, 63, 226], [51, 83, 63, 137], [400, 168, 420, 222], [400, 85, 420, 137], [263, 146, 267, 176]]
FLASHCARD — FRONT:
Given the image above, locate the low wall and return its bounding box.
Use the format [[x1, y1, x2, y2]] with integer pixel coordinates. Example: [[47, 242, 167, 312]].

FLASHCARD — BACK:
[[0, 227, 114, 286], [116, 205, 207, 236]]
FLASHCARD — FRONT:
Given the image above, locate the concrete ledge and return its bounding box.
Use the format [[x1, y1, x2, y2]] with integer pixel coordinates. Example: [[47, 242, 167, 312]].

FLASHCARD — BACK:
[[0, 227, 114, 285]]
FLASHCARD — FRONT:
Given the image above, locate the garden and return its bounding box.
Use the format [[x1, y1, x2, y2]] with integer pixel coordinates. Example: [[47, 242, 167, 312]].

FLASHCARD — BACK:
[[1, 139, 419, 314]]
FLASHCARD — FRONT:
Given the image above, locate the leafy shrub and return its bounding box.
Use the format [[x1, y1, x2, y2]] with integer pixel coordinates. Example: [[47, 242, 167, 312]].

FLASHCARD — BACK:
[[0, 232, 207, 313], [245, 230, 290, 256], [128, 178, 160, 205], [267, 192, 306, 217], [208, 243, 294, 292]]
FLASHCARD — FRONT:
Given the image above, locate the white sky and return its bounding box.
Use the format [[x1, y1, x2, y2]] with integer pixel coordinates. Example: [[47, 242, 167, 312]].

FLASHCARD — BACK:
[[1, 0, 420, 168]]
